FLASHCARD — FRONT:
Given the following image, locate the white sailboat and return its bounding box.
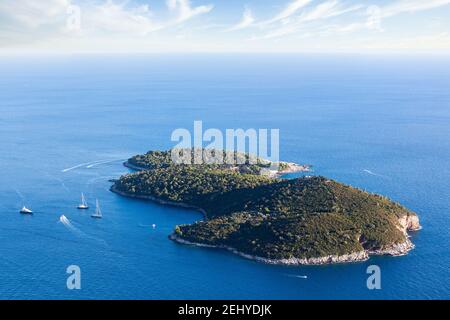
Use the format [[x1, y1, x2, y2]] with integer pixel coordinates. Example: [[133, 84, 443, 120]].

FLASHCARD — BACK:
[[20, 206, 33, 214], [77, 193, 89, 209], [91, 199, 102, 219]]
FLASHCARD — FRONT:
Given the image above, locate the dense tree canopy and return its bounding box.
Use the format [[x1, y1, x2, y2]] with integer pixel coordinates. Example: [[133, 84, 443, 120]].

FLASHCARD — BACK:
[[115, 150, 418, 260]]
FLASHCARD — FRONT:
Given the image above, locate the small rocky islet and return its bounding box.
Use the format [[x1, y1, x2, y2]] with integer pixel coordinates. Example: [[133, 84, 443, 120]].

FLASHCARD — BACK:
[[111, 149, 421, 265]]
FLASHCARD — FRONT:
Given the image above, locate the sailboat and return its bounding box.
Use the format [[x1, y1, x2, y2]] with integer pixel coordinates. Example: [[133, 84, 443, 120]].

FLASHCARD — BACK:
[[77, 193, 89, 210], [91, 199, 102, 219], [20, 206, 33, 214]]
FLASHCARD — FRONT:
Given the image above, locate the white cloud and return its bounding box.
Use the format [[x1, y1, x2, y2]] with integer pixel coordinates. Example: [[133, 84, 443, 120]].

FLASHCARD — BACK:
[[0, 0, 70, 29], [166, 0, 214, 24], [226, 7, 255, 31], [299, 1, 362, 22], [0, 0, 215, 45], [257, 0, 450, 41], [1, 0, 450, 53], [262, 0, 312, 25], [258, 0, 364, 39], [0, 0, 161, 38], [84, 1, 161, 35], [380, 0, 450, 18], [302, 0, 450, 38]]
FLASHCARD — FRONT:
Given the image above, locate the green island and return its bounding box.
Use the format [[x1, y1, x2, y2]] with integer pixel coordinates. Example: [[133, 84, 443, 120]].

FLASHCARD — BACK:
[[111, 149, 421, 265]]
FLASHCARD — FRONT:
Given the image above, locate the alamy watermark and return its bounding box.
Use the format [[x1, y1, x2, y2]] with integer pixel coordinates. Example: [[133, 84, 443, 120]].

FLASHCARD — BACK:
[[66, 265, 81, 290], [66, 5, 82, 32], [366, 265, 381, 290], [170, 121, 280, 170]]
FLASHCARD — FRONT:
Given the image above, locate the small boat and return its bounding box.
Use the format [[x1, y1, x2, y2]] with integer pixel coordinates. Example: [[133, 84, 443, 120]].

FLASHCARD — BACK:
[[91, 200, 102, 219], [77, 193, 89, 210], [20, 206, 33, 214]]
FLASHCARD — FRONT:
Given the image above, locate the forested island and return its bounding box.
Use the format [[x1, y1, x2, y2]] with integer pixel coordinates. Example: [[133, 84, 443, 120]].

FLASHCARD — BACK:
[[111, 149, 421, 265]]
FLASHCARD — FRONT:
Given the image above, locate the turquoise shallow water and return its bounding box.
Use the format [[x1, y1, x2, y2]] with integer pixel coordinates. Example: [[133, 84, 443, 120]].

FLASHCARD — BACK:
[[0, 55, 449, 299]]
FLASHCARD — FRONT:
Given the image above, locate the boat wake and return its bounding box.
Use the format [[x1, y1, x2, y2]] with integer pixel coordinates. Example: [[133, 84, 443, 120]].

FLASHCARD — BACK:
[[59, 215, 83, 236], [14, 188, 24, 201], [62, 160, 105, 173], [86, 159, 127, 169], [286, 274, 308, 279], [138, 224, 157, 229], [59, 215, 109, 247], [62, 159, 126, 173], [363, 169, 390, 179]]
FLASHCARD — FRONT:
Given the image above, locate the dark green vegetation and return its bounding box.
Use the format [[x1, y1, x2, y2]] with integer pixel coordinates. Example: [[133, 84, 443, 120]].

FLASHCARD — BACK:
[[115, 150, 418, 261], [127, 149, 271, 175], [173, 178, 412, 260], [115, 165, 275, 206], [128, 150, 173, 170]]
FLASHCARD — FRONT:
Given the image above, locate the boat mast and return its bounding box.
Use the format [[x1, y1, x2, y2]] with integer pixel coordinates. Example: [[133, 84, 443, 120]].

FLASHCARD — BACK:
[[96, 199, 101, 217]]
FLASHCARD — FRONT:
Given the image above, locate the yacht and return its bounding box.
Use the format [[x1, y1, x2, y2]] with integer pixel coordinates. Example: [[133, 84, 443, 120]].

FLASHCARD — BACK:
[[77, 193, 89, 210], [20, 206, 33, 214], [91, 200, 102, 219]]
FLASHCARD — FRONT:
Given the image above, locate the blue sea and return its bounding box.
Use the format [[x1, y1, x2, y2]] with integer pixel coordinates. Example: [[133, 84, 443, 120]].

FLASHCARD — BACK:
[[0, 54, 449, 299]]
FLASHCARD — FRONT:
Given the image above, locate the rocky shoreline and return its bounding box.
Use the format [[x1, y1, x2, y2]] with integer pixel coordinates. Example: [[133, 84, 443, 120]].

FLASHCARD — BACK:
[[261, 162, 312, 178], [368, 239, 415, 257], [169, 214, 419, 266], [112, 183, 420, 266], [169, 237, 417, 266], [169, 233, 370, 265], [123, 161, 148, 171]]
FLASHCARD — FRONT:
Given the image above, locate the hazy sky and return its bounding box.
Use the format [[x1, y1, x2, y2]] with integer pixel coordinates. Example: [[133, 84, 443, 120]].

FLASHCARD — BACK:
[[1, 0, 450, 54]]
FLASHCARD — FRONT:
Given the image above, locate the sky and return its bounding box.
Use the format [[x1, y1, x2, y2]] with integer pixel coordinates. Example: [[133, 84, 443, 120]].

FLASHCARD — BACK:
[[1, 0, 450, 54]]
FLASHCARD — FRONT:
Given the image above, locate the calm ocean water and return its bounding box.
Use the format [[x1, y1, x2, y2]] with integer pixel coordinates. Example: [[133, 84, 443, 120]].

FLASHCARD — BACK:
[[0, 55, 449, 299]]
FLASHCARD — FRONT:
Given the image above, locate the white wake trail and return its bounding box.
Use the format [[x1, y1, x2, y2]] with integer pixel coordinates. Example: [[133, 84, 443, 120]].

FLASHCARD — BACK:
[[285, 274, 308, 279], [62, 158, 127, 172], [86, 159, 126, 168], [58, 215, 110, 247], [363, 169, 390, 179], [62, 160, 110, 173], [138, 224, 157, 229], [14, 188, 24, 201], [59, 215, 83, 235]]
